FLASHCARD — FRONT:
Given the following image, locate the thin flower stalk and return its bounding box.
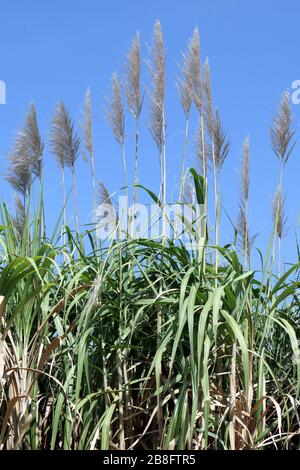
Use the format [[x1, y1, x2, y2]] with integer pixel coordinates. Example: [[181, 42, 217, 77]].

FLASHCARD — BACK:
[[124, 32, 143, 205], [237, 137, 251, 270], [105, 72, 128, 210], [207, 109, 230, 271], [270, 91, 295, 275], [81, 87, 96, 223], [177, 37, 193, 202], [148, 20, 166, 241]]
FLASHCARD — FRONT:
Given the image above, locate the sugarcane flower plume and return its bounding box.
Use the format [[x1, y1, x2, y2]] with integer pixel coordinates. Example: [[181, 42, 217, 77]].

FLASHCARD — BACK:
[[105, 72, 125, 146], [148, 20, 165, 153], [270, 91, 295, 165], [50, 100, 81, 170], [81, 87, 94, 161], [6, 103, 43, 196], [124, 32, 142, 119]]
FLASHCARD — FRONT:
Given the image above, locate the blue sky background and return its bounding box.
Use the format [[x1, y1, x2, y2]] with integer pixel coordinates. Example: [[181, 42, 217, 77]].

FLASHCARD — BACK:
[[0, 0, 300, 269]]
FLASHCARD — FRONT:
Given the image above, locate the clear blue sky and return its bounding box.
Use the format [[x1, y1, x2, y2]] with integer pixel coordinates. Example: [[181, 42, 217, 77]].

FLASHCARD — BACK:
[[0, 0, 300, 268]]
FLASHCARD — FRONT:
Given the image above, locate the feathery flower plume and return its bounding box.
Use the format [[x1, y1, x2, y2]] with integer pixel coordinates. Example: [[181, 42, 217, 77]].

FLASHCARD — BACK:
[[22, 103, 44, 179], [237, 207, 251, 258], [240, 137, 249, 203], [177, 74, 192, 121], [50, 101, 80, 171], [6, 156, 31, 200], [188, 28, 202, 113], [148, 20, 165, 154], [270, 91, 295, 171], [177, 50, 193, 120], [82, 87, 94, 159], [124, 33, 142, 120], [105, 72, 125, 146], [211, 110, 230, 172], [237, 138, 254, 268], [6, 103, 43, 200], [203, 59, 213, 137], [273, 185, 286, 240], [272, 184, 286, 275], [105, 72, 127, 199]]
